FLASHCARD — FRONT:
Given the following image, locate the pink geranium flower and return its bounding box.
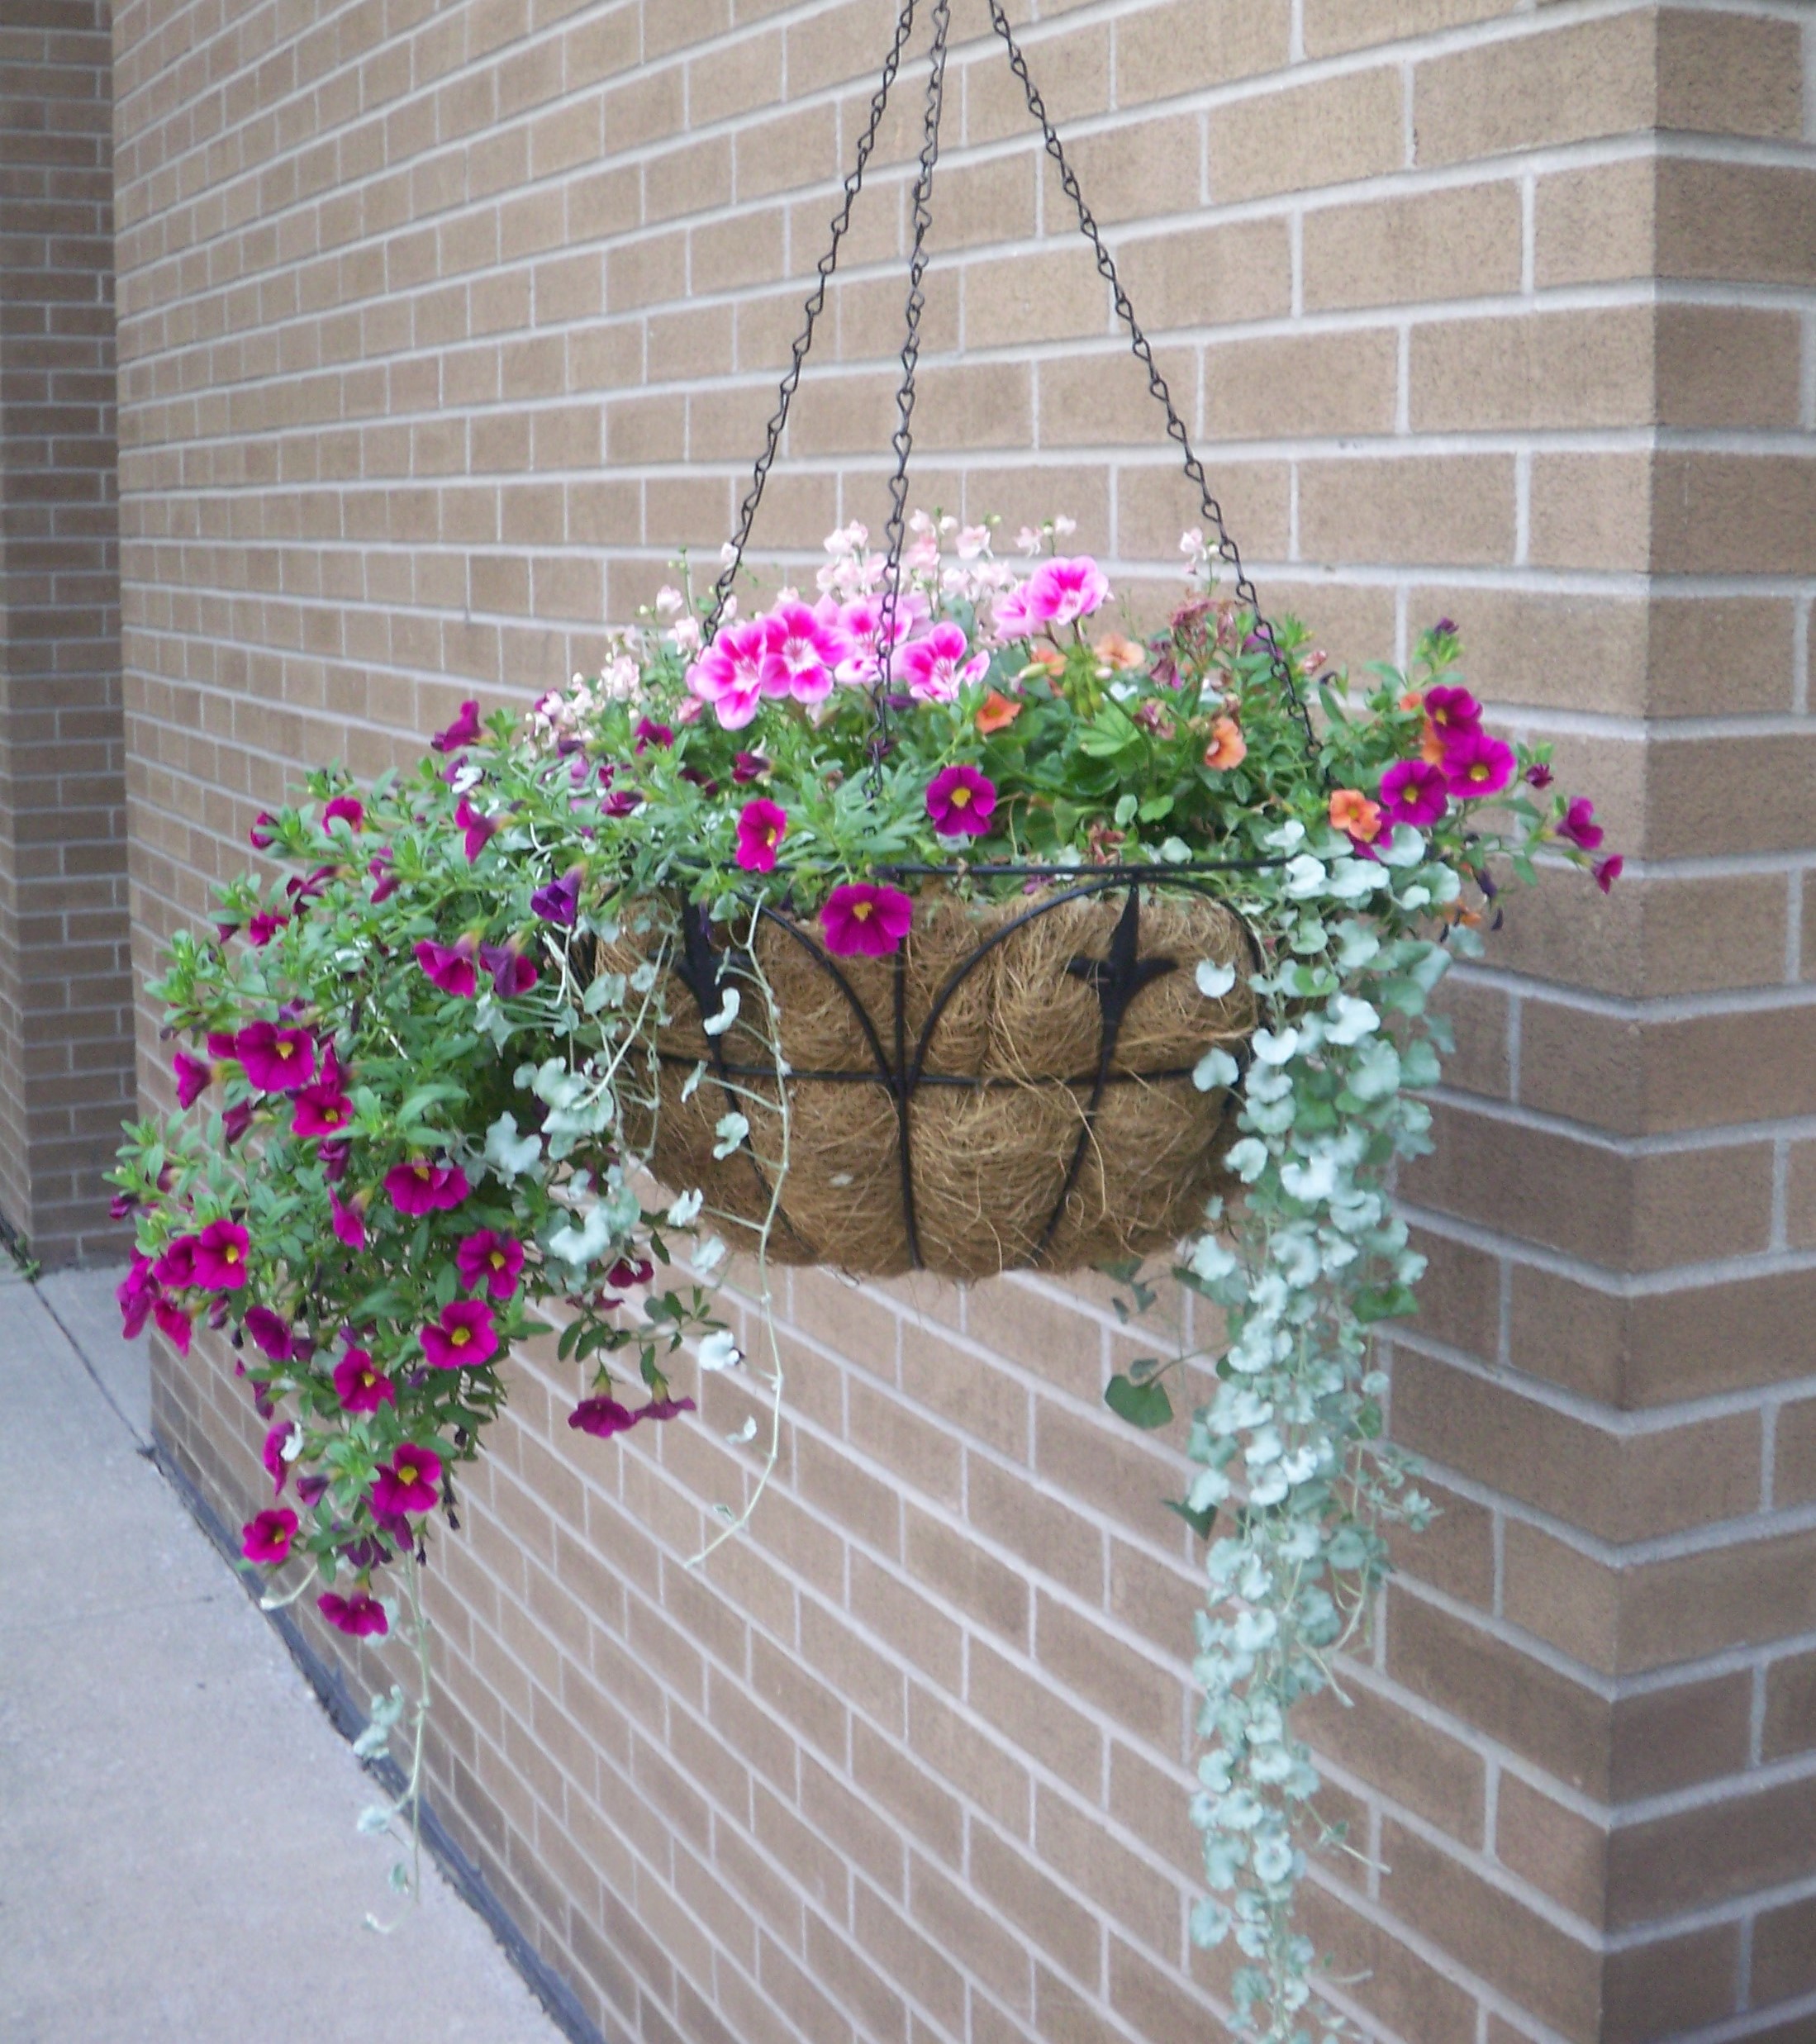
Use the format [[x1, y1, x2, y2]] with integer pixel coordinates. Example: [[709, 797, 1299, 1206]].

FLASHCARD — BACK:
[[834, 594, 921, 686], [324, 796, 364, 832], [454, 796, 495, 862], [193, 1218, 251, 1291], [244, 1305, 294, 1362], [1441, 726, 1516, 800], [371, 1443, 442, 1518], [318, 1590, 388, 1638], [334, 1347, 395, 1414], [152, 1297, 194, 1355], [454, 1231, 525, 1300], [263, 1419, 300, 1496], [235, 1021, 316, 1093], [735, 798, 788, 873], [925, 764, 996, 838], [569, 1396, 637, 1438], [1379, 758, 1449, 828], [1556, 797, 1604, 852], [242, 1509, 298, 1566], [991, 582, 1037, 640], [431, 699, 482, 753], [687, 620, 768, 730], [415, 936, 478, 996], [761, 601, 850, 706], [900, 624, 989, 704], [421, 1298, 499, 1371], [1024, 556, 1111, 628], [384, 1159, 469, 1216], [117, 1257, 158, 1339], [820, 882, 915, 958], [246, 912, 288, 946], [174, 1051, 212, 1110]]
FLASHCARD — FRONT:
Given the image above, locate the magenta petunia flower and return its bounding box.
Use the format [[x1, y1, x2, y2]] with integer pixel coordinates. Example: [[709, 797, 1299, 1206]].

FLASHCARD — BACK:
[[633, 716, 676, 751], [569, 1396, 637, 1438], [416, 936, 478, 997], [820, 882, 915, 958], [234, 1021, 316, 1094], [1423, 684, 1481, 743], [1556, 797, 1604, 852], [155, 1236, 199, 1289], [371, 1443, 442, 1518], [454, 796, 495, 863], [636, 1395, 697, 1425], [369, 849, 398, 902], [732, 751, 770, 785], [249, 811, 278, 850], [292, 1077, 354, 1139], [421, 1297, 499, 1371], [152, 1297, 194, 1355], [246, 910, 289, 947], [1441, 725, 1516, 801], [760, 601, 850, 706], [479, 942, 540, 998], [1379, 758, 1450, 828], [925, 764, 997, 838], [193, 1218, 251, 1291], [1525, 763, 1554, 791], [687, 619, 768, 730], [324, 796, 364, 832], [242, 1508, 298, 1566], [601, 789, 643, 819], [1595, 854, 1623, 893], [530, 867, 582, 928], [333, 1347, 395, 1414], [174, 1051, 212, 1110], [899, 623, 989, 704], [330, 1192, 368, 1250], [318, 1590, 388, 1638], [431, 699, 482, 753], [221, 1101, 255, 1145], [244, 1305, 294, 1362], [454, 1230, 525, 1300], [735, 798, 788, 873], [1024, 555, 1111, 628], [117, 1256, 158, 1339], [384, 1158, 469, 1217], [606, 1256, 653, 1290], [263, 1419, 299, 1496]]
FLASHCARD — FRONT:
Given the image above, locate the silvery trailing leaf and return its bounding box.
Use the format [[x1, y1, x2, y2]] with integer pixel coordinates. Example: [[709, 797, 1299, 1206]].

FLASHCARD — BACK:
[[1192, 1047, 1239, 1092], [356, 1805, 393, 1836], [1195, 958, 1237, 1000], [1326, 858, 1383, 901], [1262, 820, 1305, 851], [725, 1415, 758, 1445], [1189, 1237, 1238, 1284], [1324, 994, 1380, 1046], [679, 1060, 706, 1102], [388, 1863, 412, 1894], [1346, 1039, 1402, 1102], [549, 1205, 614, 1267], [692, 1234, 727, 1275], [711, 1110, 749, 1158], [698, 1329, 742, 1371], [1379, 824, 1426, 866], [1283, 855, 1326, 899], [582, 973, 623, 1014], [1251, 1027, 1300, 1066], [666, 1188, 703, 1226], [701, 988, 741, 1037], [350, 1726, 392, 1761], [1225, 1138, 1269, 1183], [630, 961, 658, 994], [1333, 921, 1381, 972]]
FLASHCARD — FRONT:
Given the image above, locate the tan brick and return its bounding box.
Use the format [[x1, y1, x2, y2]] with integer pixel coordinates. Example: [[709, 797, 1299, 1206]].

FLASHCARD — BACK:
[[1300, 455, 1516, 568], [1411, 308, 1653, 432], [1115, 0, 1291, 106], [1211, 66, 1403, 202], [1303, 181, 1522, 311], [1300, 1674, 1486, 1845], [1604, 1925, 1742, 2041], [1657, 159, 1816, 288], [1305, 0, 1519, 58], [1607, 1773, 1816, 1930], [1651, 454, 1816, 577], [1528, 453, 1652, 573], [963, 23, 1111, 147], [1657, 304, 1804, 428], [1205, 328, 1398, 439], [1763, 1650, 1816, 1763], [1415, 12, 1655, 167]]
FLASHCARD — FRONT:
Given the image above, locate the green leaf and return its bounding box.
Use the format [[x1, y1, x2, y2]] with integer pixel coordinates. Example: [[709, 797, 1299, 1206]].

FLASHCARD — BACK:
[[1105, 1374, 1173, 1430], [1163, 1496, 1218, 1542]]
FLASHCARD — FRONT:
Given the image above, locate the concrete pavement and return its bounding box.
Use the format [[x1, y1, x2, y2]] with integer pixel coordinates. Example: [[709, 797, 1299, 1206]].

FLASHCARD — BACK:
[[0, 1265, 570, 2044]]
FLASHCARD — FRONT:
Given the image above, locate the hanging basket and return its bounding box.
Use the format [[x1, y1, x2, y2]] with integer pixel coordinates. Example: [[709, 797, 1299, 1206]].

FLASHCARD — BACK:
[[608, 879, 1257, 1282]]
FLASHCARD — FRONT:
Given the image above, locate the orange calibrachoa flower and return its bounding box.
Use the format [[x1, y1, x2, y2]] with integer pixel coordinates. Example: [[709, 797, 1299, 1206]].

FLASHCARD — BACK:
[[975, 690, 1023, 734], [1328, 788, 1383, 844], [1020, 645, 1066, 685], [1092, 631, 1147, 675], [1202, 716, 1248, 772]]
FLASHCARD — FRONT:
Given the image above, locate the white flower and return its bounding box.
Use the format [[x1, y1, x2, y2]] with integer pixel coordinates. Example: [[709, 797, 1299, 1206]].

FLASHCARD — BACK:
[[697, 1329, 742, 1372]]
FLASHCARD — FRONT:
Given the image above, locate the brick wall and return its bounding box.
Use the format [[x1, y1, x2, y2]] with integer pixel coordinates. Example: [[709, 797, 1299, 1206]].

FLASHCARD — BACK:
[[112, 1, 1816, 2039], [0, 0, 133, 1267]]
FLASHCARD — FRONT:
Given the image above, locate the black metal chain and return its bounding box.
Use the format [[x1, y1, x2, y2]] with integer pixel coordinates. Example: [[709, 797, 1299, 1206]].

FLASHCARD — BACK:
[[702, 0, 920, 644], [868, 0, 954, 777], [984, 0, 1319, 763]]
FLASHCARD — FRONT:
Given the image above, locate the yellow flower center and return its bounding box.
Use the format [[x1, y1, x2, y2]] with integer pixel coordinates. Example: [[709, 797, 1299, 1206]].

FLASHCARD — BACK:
[[950, 787, 972, 808], [451, 1326, 470, 1348], [852, 901, 872, 922], [225, 1245, 240, 1264]]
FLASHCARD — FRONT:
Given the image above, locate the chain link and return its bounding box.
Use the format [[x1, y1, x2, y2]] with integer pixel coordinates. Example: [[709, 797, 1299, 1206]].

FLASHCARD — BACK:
[[986, 0, 1319, 764], [703, 0, 920, 645], [868, 0, 954, 778]]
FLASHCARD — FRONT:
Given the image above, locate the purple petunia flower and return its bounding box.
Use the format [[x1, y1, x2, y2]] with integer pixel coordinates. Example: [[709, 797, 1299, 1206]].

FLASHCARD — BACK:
[[242, 1508, 298, 1566], [1378, 758, 1450, 829], [383, 1159, 469, 1217], [174, 1051, 212, 1110], [454, 796, 495, 863], [234, 1021, 317, 1094], [1556, 797, 1604, 852], [333, 1347, 395, 1414], [636, 1395, 697, 1425], [530, 867, 583, 928], [193, 1218, 252, 1291], [371, 1443, 441, 1518], [1441, 725, 1517, 801], [633, 717, 676, 752], [318, 1590, 388, 1638], [368, 849, 398, 903], [244, 1305, 294, 1362], [330, 1191, 367, 1250], [249, 811, 278, 851], [731, 752, 769, 785], [324, 796, 364, 832], [454, 1230, 525, 1300], [221, 1100, 255, 1145], [421, 1298, 498, 1371], [292, 1054, 354, 1138], [478, 942, 540, 998], [568, 1396, 637, 1438], [431, 700, 482, 753], [1595, 855, 1623, 893], [820, 882, 915, 959], [263, 1419, 300, 1496], [925, 764, 997, 839], [152, 1297, 194, 1355], [415, 936, 478, 997], [117, 1256, 158, 1339], [734, 798, 788, 873]]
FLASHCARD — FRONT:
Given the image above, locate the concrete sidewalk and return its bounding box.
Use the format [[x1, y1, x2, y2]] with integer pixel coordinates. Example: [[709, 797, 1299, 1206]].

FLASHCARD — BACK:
[[0, 1266, 568, 2044]]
